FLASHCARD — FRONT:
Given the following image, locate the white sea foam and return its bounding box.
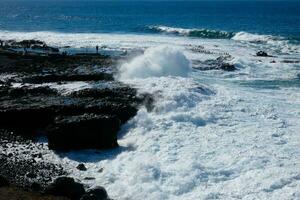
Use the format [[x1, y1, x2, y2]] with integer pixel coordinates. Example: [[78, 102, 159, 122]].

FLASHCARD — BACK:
[[232, 31, 283, 43], [53, 75, 300, 200], [232, 31, 300, 53], [118, 46, 191, 80]]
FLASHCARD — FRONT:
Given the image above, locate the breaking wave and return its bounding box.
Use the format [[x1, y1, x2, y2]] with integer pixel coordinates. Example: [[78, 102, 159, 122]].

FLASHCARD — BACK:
[[148, 25, 234, 39], [147, 26, 299, 48], [118, 46, 191, 80], [232, 31, 284, 43]]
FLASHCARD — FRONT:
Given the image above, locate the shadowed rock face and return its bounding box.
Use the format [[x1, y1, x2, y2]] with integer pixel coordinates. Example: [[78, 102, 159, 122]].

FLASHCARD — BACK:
[[47, 114, 121, 150], [0, 85, 143, 149], [0, 175, 10, 187]]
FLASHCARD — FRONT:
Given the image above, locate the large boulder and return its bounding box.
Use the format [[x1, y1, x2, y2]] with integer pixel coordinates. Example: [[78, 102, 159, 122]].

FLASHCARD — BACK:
[[80, 186, 109, 200], [47, 114, 120, 151], [45, 177, 85, 200], [22, 73, 114, 84], [76, 164, 87, 171]]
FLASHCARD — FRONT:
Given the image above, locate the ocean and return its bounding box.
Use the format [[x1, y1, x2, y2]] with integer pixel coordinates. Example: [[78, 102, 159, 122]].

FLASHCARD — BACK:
[[1, 0, 300, 199]]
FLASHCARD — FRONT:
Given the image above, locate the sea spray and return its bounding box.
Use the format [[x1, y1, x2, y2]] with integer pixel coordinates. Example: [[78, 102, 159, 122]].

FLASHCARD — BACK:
[[118, 46, 191, 80]]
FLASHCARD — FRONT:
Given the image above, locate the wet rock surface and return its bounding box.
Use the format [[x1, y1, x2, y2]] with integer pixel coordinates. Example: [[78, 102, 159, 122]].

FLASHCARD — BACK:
[[256, 51, 270, 57], [80, 186, 110, 200], [192, 56, 236, 71], [0, 40, 150, 199], [45, 177, 85, 200], [76, 164, 87, 171]]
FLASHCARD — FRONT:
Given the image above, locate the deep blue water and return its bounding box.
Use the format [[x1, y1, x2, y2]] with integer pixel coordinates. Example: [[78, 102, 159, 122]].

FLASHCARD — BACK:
[[0, 0, 300, 39]]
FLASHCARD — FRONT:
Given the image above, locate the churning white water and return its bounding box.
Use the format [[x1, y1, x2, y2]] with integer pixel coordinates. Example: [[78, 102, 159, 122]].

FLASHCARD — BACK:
[[118, 46, 191, 80], [9, 30, 298, 199]]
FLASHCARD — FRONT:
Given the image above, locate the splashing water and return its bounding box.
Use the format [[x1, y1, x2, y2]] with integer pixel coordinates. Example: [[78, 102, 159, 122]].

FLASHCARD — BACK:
[[118, 46, 191, 80]]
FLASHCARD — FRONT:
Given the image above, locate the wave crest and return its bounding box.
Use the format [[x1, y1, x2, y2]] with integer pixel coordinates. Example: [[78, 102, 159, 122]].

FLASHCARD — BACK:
[[232, 31, 284, 43], [148, 26, 234, 39]]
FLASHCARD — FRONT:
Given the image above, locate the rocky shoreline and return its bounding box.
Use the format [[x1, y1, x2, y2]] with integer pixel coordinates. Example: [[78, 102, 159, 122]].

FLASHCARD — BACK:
[[0, 40, 152, 199]]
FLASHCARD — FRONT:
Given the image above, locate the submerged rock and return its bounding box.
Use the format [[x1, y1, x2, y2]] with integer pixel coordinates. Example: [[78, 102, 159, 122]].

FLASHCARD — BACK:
[[256, 51, 269, 57], [219, 62, 236, 71], [193, 56, 236, 71]]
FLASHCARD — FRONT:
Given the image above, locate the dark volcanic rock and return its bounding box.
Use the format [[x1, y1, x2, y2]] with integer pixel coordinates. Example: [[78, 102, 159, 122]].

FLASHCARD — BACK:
[[69, 87, 140, 122], [45, 177, 85, 200], [256, 51, 269, 57], [76, 164, 87, 171], [30, 182, 42, 192], [80, 186, 109, 200], [0, 41, 154, 198], [47, 114, 120, 151], [0, 48, 113, 74], [0, 175, 9, 187], [193, 56, 236, 71], [0, 85, 142, 141], [0, 186, 70, 200], [4, 86, 58, 97], [13, 40, 45, 48], [22, 73, 113, 84], [0, 106, 56, 134], [220, 62, 236, 71], [0, 129, 66, 191]]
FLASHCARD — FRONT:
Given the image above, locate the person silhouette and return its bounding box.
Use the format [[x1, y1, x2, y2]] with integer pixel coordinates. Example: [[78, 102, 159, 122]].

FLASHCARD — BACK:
[[96, 45, 99, 54]]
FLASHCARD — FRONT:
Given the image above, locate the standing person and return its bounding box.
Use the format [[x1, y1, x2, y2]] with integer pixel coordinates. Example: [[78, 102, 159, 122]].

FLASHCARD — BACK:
[[23, 47, 27, 55], [96, 45, 99, 54]]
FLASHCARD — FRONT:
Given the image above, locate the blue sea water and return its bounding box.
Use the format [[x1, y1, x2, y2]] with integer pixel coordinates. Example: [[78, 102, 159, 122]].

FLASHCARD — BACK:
[[0, 0, 300, 40]]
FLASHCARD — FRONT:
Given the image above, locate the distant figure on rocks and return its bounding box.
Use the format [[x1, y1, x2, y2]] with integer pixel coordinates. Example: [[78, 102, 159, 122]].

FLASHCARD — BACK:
[[0, 40, 3, 47], [23, 47, 27, 55], [96, 45, 99, 54]]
